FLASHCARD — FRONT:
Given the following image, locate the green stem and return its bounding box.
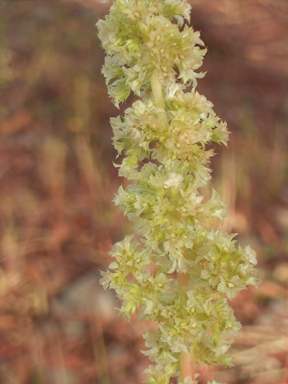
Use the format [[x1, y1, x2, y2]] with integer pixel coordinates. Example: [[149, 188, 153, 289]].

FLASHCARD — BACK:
[[150, 68, 195, 384], [178, 273, 195, 383], [150, 68, 168, 125]]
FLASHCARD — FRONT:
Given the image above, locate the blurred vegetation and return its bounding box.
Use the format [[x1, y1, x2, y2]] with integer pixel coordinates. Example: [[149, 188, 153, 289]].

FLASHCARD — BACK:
[[0, 1, 287, 384]]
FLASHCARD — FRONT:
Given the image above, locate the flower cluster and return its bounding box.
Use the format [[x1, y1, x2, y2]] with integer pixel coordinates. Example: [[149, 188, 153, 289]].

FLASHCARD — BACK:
[[97, 1, 259, 383]]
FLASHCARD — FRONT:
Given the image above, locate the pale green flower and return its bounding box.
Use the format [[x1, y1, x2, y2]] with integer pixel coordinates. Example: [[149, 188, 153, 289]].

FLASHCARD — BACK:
[[97, 0, 260, 383], [164, 172, 184, 189]]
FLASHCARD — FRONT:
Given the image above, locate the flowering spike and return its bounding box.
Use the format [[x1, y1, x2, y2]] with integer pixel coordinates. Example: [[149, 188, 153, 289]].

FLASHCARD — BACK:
[[97, 1, 260, 383]]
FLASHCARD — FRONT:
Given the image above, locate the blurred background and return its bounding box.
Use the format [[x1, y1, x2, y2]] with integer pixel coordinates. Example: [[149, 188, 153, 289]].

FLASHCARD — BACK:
[[0, 1, 287, 383]]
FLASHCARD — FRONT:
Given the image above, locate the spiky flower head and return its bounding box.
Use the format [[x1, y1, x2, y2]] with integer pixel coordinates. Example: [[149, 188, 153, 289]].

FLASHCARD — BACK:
[[97, 1, 260, 383]]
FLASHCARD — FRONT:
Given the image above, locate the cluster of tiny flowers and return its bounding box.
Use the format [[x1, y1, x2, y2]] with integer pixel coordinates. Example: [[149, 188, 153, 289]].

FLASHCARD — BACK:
[[97, 1, 259, 383]]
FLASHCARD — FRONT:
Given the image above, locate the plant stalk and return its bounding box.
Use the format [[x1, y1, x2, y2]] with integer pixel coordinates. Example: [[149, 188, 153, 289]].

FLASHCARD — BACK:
[[150, 69, 195, 383], [150, 68, 168, 126], [178, 273, 195, 383]]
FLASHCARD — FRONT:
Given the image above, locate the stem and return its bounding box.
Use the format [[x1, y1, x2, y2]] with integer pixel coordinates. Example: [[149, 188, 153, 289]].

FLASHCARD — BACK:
[[150, 69, 195, 383], [178, 273, 195, 383], [150, 68, 168, 126], [180, 349, 195, 383]]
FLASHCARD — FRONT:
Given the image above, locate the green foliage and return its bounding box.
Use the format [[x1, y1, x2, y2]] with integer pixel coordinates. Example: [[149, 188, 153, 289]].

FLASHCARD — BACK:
[[97, 1, 260, 383]]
